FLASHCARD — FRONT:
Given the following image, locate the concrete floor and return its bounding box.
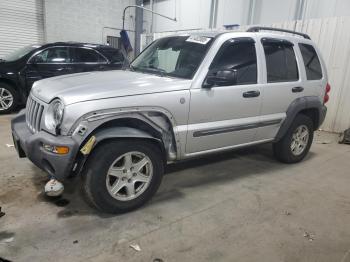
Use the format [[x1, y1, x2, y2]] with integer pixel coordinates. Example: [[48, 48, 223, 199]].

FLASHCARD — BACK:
[[0, 114, 350, 262]]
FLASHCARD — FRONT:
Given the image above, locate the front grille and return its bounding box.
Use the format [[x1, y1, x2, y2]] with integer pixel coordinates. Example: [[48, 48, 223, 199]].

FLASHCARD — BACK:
[[26, 96, 44, 133]]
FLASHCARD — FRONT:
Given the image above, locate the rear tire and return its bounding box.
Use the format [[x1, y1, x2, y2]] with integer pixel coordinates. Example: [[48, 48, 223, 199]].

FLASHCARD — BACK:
[[273, 114, 314, 163], [82, 139, 164, 214], [0, 83, 18, 114]]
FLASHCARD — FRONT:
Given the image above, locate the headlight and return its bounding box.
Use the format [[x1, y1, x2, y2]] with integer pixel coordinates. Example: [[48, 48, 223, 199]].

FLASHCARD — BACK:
[[45, 99, 64, 133]]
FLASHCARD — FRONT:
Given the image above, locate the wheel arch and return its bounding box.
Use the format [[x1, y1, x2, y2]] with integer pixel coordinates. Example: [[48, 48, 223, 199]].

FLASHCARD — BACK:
[[275, 96, 326, 142], [71, 111, 179, 177]]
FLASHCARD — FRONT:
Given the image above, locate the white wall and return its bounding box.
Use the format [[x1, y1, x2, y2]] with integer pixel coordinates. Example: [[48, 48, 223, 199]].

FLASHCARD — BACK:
[[143, 0, 211, 32], [0, 0, 45, 58], [143, 0, 350, 33], [215, 0, 250, 27], [304, 0, 350, 19], [44, 0, 135, 47], [254, 0, 297, 24]]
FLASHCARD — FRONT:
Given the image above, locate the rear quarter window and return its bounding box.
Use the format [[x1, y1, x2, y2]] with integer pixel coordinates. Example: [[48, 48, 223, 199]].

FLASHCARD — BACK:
[[298, 43, 323, 80]]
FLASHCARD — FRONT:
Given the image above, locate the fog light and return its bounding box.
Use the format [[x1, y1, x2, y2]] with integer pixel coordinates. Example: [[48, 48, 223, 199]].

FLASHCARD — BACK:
[[43, 144, 69, 155]]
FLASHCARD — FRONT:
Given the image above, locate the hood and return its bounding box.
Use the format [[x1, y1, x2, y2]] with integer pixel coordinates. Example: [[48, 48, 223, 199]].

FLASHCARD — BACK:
[[32, 70, 191, 105], [0, 60, 20, 74]]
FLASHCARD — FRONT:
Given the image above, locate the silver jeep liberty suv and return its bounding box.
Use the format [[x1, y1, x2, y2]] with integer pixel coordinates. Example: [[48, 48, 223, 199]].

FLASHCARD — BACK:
[[12, 27, 330, 213]]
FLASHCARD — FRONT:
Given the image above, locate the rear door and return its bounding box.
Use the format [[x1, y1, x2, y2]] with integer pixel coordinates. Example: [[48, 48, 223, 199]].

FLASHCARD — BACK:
[[25, 46, 74, 89], [256, 37, 307, 140], [70, 47, 108, 73]]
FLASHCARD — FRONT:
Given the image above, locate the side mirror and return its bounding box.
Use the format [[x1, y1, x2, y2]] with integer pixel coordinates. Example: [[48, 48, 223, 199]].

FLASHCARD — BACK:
[[203, 68, 237, 88]]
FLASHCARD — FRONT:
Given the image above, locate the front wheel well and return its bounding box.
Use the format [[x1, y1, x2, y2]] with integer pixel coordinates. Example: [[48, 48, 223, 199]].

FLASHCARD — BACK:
[[93, 117, 164, 140]]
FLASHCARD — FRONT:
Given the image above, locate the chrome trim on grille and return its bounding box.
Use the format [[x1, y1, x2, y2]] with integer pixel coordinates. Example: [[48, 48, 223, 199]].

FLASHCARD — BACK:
[[26, 95, 44, 133]]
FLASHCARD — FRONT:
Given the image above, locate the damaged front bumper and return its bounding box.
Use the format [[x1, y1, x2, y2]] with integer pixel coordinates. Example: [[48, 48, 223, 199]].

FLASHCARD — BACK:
[[11, 110, 80, 181]]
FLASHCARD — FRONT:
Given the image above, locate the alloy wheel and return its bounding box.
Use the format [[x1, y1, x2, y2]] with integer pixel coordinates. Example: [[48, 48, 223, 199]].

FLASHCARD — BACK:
[[106, 151, 153, 201], [0, 88, 14, 111], [291, 125, 309, 156]]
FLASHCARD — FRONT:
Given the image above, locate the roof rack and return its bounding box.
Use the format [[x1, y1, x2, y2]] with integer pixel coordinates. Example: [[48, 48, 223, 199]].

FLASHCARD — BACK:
[[247, 26, 311, 40]]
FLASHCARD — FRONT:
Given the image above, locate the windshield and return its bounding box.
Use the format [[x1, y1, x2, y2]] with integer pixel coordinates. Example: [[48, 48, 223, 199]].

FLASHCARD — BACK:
[[131, 35, 213, 79], [2, 45, 40, 62]]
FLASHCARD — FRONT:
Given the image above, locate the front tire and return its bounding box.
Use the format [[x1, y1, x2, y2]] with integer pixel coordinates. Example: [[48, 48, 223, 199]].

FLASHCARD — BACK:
[[273, 114, 314, 163], [0, 83, 18, 114], [82, 139, 164, 214]]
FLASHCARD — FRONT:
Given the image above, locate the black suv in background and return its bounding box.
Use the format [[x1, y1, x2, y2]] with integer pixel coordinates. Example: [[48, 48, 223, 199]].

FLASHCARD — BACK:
[[0, 42, 127, 113]]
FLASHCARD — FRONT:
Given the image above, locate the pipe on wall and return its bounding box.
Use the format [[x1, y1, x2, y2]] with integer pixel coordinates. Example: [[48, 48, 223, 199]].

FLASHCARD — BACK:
[[209, 0, 218, 29], [150, 0, 154, 33], [135, 0, 143, 55], [247, 0, 257, 25]]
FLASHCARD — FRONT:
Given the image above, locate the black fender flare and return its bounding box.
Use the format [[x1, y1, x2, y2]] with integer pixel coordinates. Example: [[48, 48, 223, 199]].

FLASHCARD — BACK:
[[275, 96, 327, 142], [74, 126, 165, 176], [78, 126, 165, 158], [90, 126, 163, 151]]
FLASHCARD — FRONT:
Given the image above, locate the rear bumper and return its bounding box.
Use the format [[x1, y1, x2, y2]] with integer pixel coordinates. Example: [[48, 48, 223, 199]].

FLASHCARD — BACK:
[[11, 110, 79, 181]]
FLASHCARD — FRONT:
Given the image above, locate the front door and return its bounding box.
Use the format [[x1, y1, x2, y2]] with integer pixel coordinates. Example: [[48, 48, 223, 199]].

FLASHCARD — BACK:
[[186, 37, 262, 154], [25, 46, 74, 90]]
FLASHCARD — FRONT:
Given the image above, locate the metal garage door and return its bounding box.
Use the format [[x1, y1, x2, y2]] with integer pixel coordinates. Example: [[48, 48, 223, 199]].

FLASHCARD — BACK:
[[0, 0, 44, 58]]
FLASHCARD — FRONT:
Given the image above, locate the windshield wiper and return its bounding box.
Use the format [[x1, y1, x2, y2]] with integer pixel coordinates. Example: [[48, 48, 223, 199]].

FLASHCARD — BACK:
[[129, 65, 167, 77], [143, 67, 167, 77]]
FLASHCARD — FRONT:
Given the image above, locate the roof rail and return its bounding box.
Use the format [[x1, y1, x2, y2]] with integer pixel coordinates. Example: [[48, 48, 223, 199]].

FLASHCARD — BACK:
[[247, 26, 311, 40]]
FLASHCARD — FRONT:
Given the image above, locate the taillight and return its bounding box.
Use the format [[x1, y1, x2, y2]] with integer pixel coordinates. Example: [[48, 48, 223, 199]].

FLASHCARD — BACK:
[[324, 83, 331, 104]]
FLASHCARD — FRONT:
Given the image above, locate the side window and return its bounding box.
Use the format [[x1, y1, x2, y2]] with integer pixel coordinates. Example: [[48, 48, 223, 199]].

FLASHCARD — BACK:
[[73, 48, 106, 63], [262, 39, 299, 83], [299, 43, 323, 80], [33, 47, 70, 63], [102, 49, 124, 63], [210, 38, 257, 85]]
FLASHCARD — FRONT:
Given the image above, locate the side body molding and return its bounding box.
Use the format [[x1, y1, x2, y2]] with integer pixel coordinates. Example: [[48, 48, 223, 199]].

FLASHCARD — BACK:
[[275, 96, 327, 142]]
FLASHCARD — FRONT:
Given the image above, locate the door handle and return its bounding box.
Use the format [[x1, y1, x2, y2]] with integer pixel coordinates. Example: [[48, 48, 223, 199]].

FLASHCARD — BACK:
[[243, 90, 260, 98], [292, 86, 304, 93]]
